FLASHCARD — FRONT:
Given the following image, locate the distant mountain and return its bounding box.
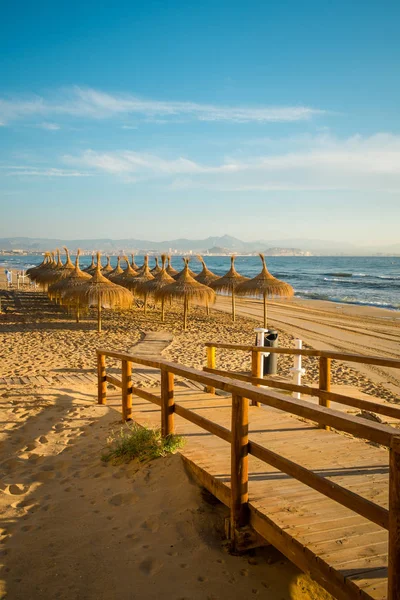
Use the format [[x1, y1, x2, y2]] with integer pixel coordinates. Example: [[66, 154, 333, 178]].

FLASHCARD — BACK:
[[0, 235, 397, 256]]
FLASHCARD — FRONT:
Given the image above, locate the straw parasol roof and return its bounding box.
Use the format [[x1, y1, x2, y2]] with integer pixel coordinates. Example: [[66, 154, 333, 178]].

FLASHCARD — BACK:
[[130, 254, 139, 271], [135, 255, 174, 321], [195, 255, 220, 286], [49, 250, 91, 319], [26, 254, 49, 278], [123, 256, 154, 313], [45, 247, 75, 295], [62, 252, 133, 332], [113, 256, 138, 287], [83, 255, 96, 274], [236, 254, 294, 328], [172, 257, 197, 280], [166, 255, 178, 277], [107, 256, 124, 281], [155, 258, 215, 329], [101, 256, 113, 274], [27, 252, 53, 288], [209, 256, 248, 322], [150, 256, 162, 276]]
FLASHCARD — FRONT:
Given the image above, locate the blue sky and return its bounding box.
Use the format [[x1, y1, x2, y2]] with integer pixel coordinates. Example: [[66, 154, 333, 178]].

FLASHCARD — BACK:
[[1, 0, 399, 246]]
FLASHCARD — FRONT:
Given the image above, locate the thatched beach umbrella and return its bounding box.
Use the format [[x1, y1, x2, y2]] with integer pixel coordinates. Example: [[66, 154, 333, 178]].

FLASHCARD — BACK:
[[166, 255, 178, 277], [46, 247, 75, 298], [26, 254, 48, 278], [155, 258, 215, 330], [172, 258, 197, 280], [150, 256, 162, 276], [130, 254, 139, 271], [113, 256, 138, 287], [236, 254, 294, 328], [101, 256, 113, 274], [195, 256, 220, 286], [50, 250, 91, 321], [136, 255, 174, 321], [27, 252, 53, 289], [107, 256, 124, 281], [210, 256, 248, 322], [83, 255, 96, 274], [62, 253, 133, 332], [123, 256, 154, 314]]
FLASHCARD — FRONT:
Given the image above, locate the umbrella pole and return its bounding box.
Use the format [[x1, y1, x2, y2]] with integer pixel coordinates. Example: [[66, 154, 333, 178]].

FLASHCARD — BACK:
[[264, 293, 267, 329], [232, 290, 236, 322], [183, 296, 188, 330], [76, 301, 80, 324], [206, 300, 209, 316], [144, 294, 147, 315], [97, 298, 102, 333], [161, 298, 165, 322]]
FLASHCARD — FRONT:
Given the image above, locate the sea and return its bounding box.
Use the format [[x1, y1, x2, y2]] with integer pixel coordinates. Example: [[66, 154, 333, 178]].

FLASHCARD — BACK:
[[2, 254, 400, 311]]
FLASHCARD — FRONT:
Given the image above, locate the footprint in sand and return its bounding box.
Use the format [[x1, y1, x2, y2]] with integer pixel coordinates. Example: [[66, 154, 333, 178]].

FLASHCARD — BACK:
[[8, 484, 30, 496], [38, 436, 48, 444], [139, 557, 164, 576], [108, 492, 139, 506]]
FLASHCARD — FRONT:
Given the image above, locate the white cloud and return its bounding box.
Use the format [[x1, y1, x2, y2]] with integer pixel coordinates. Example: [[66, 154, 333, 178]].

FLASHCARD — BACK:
[[63, 133, 400, 192], [38, 122, 61, 130], [0, 86, 324, 124], [1, 166, 90, 177]]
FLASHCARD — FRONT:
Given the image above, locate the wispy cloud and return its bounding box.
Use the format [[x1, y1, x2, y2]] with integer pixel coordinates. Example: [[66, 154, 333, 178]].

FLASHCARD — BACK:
[[1, 166, 90, 177], [0, 86, 325, 125], [63, 133, 400, 191], [38, 122, 61, 130]]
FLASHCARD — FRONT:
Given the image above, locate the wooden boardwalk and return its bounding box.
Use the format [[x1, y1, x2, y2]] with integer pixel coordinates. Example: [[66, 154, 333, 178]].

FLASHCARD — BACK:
[[112, 386, 389, 600]]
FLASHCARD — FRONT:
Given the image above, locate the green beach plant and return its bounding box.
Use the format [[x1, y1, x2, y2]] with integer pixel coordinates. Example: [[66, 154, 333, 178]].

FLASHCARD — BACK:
[[101, 422, 184, 464]]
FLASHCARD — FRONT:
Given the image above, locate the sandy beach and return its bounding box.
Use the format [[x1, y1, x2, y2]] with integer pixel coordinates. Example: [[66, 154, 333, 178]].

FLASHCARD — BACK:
[[1, 281, 399, 599]]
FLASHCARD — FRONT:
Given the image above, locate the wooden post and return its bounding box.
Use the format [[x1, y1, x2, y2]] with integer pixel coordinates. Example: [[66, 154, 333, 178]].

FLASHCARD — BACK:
[[319, 356, 331, 430], [97, 353, 107, 405], [161, 368, 175, 437], [230, 393, 249, 536], [183, 296, 188, 330], [121, 360, 133, 421], [388, 435, 400, 600], [206, 346, 216, 394], [251, 349, 261, 407], [97, 298, 102, 333], [232, 291, 236, 322], [161, 298, 165, 322]]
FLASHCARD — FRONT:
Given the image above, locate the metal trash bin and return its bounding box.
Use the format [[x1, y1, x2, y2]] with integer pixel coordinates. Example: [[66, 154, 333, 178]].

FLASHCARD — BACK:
[[262, 329, 279, 375]]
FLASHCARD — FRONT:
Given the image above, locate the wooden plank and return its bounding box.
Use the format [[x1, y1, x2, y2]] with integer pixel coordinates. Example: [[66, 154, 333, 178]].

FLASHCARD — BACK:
[[121, 360, 132, 421], [174, 404, 231, 443], [203, 342, 400, 369], [105, 374, 123, 389], [161, 369, 174, 436], [230, 393, 249, 532], [388, 436, 400, 599], [319, 356, 331, 430], [249, 440, 389, 529], [204, 366, 400, 421], [97, 353, 106, 405]]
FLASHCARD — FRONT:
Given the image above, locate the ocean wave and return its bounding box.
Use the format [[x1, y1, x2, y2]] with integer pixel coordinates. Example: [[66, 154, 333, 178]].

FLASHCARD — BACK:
[[295, 291, 400, 310], [323, 272, 353, 277]]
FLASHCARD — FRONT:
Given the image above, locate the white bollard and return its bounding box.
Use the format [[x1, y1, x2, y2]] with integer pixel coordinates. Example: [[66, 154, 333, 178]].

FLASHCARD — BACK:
[[290, 339, 305, 400]]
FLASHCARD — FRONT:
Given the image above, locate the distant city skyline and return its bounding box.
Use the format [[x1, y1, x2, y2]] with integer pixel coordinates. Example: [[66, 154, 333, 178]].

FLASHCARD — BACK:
[[1, 1, 399, 245]]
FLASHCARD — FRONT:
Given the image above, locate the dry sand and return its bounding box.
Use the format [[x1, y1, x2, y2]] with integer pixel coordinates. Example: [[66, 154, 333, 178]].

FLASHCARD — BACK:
[[1, 283, 399, 599], [0, 384, 330, 600]]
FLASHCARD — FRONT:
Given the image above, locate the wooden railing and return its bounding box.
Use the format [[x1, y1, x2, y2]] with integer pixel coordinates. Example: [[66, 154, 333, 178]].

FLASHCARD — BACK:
[[205, 342, 400, 423], [97, 347, 400, 599]]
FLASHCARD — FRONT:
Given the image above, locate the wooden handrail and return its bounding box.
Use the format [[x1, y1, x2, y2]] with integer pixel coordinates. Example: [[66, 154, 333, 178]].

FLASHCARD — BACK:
[[204, 366, 400, 421], [97, 347, 400, 596], [204, 342, 400, 369], [96, 348, 396, 447]]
